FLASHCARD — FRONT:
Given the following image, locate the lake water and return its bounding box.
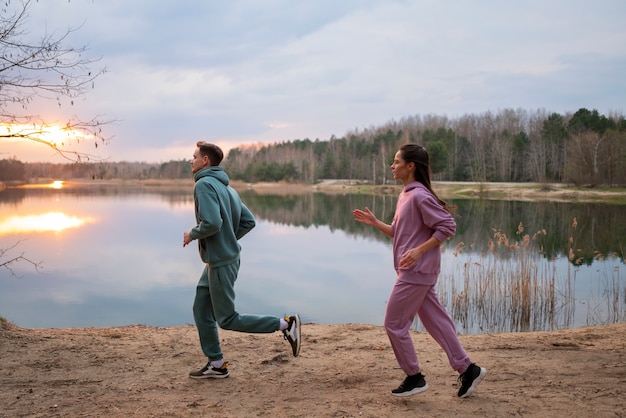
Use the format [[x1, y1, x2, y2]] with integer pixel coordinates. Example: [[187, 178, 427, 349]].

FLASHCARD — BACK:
[[0, 181, 624, 334]]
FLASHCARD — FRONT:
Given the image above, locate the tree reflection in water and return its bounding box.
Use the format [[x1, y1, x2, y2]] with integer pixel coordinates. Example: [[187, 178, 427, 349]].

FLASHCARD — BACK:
[[241, 191, 625, 333]]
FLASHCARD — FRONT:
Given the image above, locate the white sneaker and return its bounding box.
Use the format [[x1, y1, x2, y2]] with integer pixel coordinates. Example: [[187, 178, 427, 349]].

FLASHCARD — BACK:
[[282, 314, 301, 357]]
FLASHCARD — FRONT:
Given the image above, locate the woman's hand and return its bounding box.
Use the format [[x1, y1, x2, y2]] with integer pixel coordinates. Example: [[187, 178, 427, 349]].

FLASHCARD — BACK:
[[399, 237, 442, 267], [353, 207, 393, 237], [399, 247, 424, 268], [352, 207, 377, 226]]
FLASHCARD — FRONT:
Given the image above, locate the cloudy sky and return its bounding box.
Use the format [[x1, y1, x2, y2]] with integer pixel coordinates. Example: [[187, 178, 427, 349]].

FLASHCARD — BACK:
[[3, 0, 625, 163]]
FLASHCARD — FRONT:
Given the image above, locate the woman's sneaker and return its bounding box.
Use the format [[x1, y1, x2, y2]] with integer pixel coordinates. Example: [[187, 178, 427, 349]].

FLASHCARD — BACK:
[[391, 373, 429, 397], [457, 363, 487, 398], [282, 314, 301, 357], [189, 361, 230, 379]]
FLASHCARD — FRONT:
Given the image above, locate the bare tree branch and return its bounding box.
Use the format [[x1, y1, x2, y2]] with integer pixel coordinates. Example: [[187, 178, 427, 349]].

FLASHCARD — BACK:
[[0, 0, 111, 162], [0, 116, 115, 161], [0, 240, 43, 277]]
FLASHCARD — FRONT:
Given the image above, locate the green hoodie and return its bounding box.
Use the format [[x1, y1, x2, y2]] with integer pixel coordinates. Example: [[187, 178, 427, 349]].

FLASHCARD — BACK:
[[189, 166, 256, 267]]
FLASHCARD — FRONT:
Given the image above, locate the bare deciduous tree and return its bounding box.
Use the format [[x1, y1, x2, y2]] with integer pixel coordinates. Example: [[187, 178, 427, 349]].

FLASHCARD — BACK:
[[1, 0, 107, 276], [0, 0, 110, 161]]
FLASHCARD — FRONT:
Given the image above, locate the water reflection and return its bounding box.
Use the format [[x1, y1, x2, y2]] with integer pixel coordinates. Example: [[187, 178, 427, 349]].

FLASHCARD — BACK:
[[0, 212, 95, 235], [0, 183, 623, 333], [242, 190, 625, 333], [240, 191, 626, 262]]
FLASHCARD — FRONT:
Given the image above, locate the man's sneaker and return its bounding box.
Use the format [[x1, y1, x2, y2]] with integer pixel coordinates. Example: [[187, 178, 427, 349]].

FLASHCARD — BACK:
[[282, 314, 301, 357], [457, 363, 486, 398], [391, 373, 429, 397], [189, 361, 230, 379]]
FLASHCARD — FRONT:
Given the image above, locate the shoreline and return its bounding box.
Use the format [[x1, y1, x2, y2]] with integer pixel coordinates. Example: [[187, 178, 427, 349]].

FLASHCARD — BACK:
[[3, 178, 626, 203]]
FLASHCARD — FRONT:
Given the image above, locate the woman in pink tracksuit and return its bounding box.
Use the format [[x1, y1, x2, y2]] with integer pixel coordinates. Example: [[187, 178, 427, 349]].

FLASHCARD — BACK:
[[353, 143, 487, 398]]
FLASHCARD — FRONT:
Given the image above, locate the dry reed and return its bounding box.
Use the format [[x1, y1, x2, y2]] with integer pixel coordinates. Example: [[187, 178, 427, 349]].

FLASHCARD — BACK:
[[424, 218, 625, 334]]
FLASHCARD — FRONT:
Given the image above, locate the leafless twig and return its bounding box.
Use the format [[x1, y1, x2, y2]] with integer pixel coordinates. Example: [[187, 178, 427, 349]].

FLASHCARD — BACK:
[[0, 240, 43, 277]]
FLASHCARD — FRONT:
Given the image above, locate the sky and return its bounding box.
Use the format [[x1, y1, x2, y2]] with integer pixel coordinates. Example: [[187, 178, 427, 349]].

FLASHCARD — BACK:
[[1, 0, 625, 163]]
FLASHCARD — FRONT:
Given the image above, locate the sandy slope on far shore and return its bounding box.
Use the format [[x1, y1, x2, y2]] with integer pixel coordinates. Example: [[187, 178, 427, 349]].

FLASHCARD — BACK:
[[235, 180, 626, 203], [1, 320, 625, 417]]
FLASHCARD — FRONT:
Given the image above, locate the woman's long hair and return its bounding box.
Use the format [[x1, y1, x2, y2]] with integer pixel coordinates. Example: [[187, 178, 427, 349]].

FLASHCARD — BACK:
[[399, 143, 455, 215]]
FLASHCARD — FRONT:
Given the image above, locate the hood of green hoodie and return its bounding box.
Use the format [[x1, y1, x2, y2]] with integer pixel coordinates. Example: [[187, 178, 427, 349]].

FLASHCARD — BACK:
[[194, 166, 230, 185]]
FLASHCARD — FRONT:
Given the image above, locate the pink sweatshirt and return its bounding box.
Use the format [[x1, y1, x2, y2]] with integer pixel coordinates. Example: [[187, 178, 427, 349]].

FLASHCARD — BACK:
[[390, 181, 456, 285]]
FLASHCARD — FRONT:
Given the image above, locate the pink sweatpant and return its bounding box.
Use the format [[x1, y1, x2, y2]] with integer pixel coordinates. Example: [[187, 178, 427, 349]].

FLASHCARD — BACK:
[[384, 280, 472, 376]]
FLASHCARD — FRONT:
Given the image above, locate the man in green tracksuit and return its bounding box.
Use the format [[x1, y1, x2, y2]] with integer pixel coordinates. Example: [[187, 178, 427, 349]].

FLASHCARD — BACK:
[[183, 141, 301, 379]]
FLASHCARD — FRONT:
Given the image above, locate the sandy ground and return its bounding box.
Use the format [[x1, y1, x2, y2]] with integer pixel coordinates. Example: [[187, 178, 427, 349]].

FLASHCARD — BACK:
[[1, 319, 625, 418]]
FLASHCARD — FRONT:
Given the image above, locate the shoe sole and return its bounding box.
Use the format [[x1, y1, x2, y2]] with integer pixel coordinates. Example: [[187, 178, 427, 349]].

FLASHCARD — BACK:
[[391, 384, 429, 397], [291, 314, 301, 357], [189, 373, 230, 379], [459, 367, 487, 398]]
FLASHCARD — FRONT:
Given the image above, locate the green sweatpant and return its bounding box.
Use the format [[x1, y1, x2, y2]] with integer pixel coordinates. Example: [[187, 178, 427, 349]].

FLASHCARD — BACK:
[[193, 260, 281, 361]]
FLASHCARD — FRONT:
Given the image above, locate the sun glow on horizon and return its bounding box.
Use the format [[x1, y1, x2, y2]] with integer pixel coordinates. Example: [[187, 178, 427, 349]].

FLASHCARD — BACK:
[[0, 122, 95, 147], [17, 180, 66, 189], [0, 212, 96, 236]]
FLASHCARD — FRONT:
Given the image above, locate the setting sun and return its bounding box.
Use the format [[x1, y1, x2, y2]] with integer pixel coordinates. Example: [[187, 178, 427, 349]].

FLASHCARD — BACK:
[[0, 122, 94, 147], [49, 180, 64, 189], [0, 212, 95, 236], [16, 180, 67, 190]]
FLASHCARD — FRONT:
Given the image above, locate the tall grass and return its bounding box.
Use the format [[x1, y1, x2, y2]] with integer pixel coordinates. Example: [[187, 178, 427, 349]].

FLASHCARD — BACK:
[[418, 218, 625, 334]]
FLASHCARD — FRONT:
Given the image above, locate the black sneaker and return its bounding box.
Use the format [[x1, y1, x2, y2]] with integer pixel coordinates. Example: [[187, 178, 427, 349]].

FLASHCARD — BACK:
[[189, 361, 230, 379], [282, 314, 301, 357], [391, 373, 429, 397], [457, 363, 486, 398]]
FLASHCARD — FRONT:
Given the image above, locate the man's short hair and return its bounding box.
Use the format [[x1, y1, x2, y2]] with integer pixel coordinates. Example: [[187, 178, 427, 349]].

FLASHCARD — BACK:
[[196, 141, 224, 166]]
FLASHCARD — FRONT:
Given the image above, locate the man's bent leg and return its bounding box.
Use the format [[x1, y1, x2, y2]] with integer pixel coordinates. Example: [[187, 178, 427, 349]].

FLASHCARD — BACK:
[[210, 261, 280, 333]]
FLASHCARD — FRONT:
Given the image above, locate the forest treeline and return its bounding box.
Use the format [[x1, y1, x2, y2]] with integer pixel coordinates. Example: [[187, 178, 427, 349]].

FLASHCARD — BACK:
[[225, 107, 626, 186], [1, 108, 625, 186]]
